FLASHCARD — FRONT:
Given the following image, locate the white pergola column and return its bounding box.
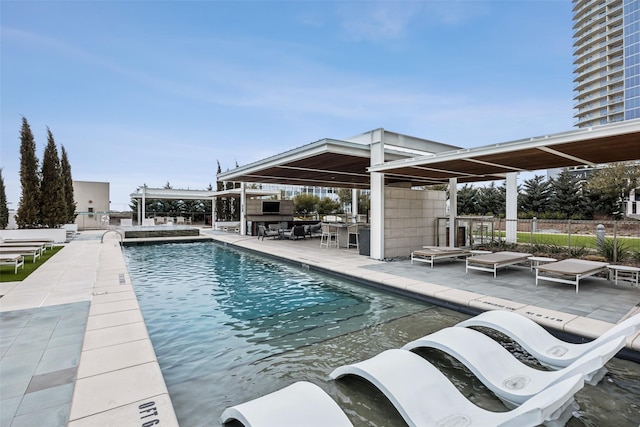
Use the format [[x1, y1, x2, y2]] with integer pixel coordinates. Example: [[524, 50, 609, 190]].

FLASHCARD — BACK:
[[351, 189, 358, 221], [448, 178, 457, 247], [240, 183, 247, 235], [370, 130, 385, 260], [141, 185, 146, 225], [505, 172, 518, 243], [212, 196, 217, 229]]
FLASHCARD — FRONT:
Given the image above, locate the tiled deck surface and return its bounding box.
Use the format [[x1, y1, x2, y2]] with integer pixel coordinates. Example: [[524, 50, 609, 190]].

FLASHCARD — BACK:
[[0, 227, 639, 426]]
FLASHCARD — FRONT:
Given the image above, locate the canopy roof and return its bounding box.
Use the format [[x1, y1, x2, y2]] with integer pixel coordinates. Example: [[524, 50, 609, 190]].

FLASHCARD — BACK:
[[217, 130, 460, 189], [129, 187, 281, 200], [218, 121, 640, 188], [371, 119, 640, 183]]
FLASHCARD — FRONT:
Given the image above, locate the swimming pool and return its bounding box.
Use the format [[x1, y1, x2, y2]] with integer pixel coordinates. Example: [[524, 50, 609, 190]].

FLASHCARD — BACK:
[[124, 242, 640, 427]]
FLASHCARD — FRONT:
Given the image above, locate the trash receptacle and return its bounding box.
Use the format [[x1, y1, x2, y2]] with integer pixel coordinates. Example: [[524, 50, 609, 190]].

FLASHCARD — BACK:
[[359, 228, 370, 256]]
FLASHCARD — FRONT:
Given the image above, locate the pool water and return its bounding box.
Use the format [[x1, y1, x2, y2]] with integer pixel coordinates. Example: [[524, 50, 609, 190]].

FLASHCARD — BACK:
[[123, 242, 640, 427]]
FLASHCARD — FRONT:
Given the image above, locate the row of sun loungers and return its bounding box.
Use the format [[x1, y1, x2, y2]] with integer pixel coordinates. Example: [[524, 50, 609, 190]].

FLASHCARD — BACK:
[[219, 311, 640, 427], [0, 239, 57, 271], [411, 247, 637, 293]]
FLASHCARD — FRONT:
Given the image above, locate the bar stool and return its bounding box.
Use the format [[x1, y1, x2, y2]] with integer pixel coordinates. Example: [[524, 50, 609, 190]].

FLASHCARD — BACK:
[[320, 223, 339, 248], [347, 224, 360, 249]]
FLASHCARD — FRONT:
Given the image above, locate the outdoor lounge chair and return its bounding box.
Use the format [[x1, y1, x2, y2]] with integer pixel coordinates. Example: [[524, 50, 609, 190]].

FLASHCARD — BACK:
[[411, 246, 471, 268], [257, 225, 279, 240], [0, 254, 25, 274], [535, 259, 610, 293], [466, 251, 533, 278], [457, 310, 640, 370], [219, 381, 353, 427], [282, 225, 306, 240], [330, 349, 584, 427], [402, 327, 626, 409], [2, 238, 55, 251], [0, 246, 41, 263], [304, 223, 322, 238]]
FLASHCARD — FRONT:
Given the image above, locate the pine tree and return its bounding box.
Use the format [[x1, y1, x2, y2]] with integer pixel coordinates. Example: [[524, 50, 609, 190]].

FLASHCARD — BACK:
[[0, 168, 9, 229], [40, 128, 67, 227], [548, 169, 587, 219], [519, 175, 551, 215], [60, 145, 76, 223], [15, 117, 41, 228]]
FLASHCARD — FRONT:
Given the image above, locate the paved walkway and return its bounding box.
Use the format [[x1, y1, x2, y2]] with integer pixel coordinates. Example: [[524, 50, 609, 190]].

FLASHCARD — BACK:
[[0, 228, 639, 427]]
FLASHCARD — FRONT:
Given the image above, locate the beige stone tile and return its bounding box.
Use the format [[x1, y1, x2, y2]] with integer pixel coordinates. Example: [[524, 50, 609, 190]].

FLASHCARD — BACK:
[[404, 282, 450, 297], [89, 299, 141, 316], [93, 284, 133, 293], [78, 339, 157, 378], [514, 305, 578, 330], [433, 288, 483, 306], [83, 322, 150, 351], [469, 296, 526, 312], [68, 393, 178, 427], [381, 276, 423, 289], [92, 290, 138, 304], [86, 309, 144, 331], [563, 316, 613, 340], [69, 363, 168, 420]]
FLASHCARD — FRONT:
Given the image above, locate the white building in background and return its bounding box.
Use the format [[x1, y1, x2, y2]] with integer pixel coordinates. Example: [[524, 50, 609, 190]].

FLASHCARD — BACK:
[[573, 0, 640, 126], [73, 180, 110, 230]]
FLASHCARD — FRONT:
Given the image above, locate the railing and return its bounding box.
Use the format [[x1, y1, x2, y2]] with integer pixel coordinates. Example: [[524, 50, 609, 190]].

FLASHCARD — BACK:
[[101, 230, 124, 244]]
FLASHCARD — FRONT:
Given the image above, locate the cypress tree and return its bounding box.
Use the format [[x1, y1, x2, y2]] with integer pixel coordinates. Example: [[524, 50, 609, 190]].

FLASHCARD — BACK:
[[216, 161, 224, 221], [60, 145, 76, 223], [16, 117, 41, 228], [0, 168, 9, 229], [40, 128, 67, 227]]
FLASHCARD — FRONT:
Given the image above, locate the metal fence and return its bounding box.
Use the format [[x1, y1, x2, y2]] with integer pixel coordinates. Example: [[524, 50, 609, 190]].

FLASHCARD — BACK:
[[456, 217, 640, 263]]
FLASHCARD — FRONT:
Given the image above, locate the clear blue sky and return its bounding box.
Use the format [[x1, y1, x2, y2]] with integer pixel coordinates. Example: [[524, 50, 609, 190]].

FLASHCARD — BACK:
[[1, 1, 574, 211]]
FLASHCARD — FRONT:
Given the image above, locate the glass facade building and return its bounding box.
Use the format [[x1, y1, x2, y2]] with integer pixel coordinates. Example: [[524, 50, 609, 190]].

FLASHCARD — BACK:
[[573, 0, 640, 126]]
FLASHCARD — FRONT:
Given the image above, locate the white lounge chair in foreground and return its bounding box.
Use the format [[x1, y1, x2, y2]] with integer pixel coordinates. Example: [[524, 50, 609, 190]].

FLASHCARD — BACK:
[[219, 381, 353, 427], [330, 349, 584, 427], [402, 327, 625, 409], [457, 310, 640, 370]]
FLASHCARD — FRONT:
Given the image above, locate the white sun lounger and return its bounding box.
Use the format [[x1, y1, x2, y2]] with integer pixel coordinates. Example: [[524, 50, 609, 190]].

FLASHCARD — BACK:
[[466, 251, 532, 278], [0, 254, 25, 274], [402, 327, 625, 409], [0, 246, 41, 263], [535, 259, 610, 293], [219, 381, 353, 427], [457, 310, 640, 370], [411, 247, 471, 268], [330, 349, 584, 427]]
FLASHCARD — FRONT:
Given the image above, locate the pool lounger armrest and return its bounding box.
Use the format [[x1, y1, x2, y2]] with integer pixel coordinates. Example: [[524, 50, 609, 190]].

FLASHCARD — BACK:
[[330, 348, 585, 427], [219, 381, 353, 427]]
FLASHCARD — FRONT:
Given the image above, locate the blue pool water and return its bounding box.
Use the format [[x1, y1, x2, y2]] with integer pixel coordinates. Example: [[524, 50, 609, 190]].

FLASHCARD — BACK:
[[123, 242, 640, 427]]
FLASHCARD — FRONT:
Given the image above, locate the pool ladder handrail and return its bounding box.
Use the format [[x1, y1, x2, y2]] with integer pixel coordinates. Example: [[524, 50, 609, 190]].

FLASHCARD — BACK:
[[101, 229, 124, 244]]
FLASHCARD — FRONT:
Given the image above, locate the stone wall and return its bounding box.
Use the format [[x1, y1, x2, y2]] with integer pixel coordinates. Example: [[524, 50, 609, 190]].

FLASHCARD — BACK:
[[383, 187, 447, 258]]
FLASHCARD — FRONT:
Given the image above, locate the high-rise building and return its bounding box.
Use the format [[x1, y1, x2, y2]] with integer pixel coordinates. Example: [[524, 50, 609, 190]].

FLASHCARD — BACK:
[[573, 0, 640, 127]]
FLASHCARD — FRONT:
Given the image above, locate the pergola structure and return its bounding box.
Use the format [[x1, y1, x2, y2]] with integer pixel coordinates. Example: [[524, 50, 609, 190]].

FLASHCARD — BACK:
[[129, 186, 280, 225], [220, 122, 640, 260]]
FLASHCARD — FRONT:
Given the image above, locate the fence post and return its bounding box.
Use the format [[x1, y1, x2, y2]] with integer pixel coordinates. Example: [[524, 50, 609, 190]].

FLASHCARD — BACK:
[[531, 217, 536, 245], [596, 224, 606, 253], [613, 221, 618, 263], [567, 220, 572, 253]]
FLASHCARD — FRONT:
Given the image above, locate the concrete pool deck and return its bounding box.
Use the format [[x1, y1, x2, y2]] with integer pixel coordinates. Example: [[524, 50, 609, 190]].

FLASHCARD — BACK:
[[0, 228, 639, 426]]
